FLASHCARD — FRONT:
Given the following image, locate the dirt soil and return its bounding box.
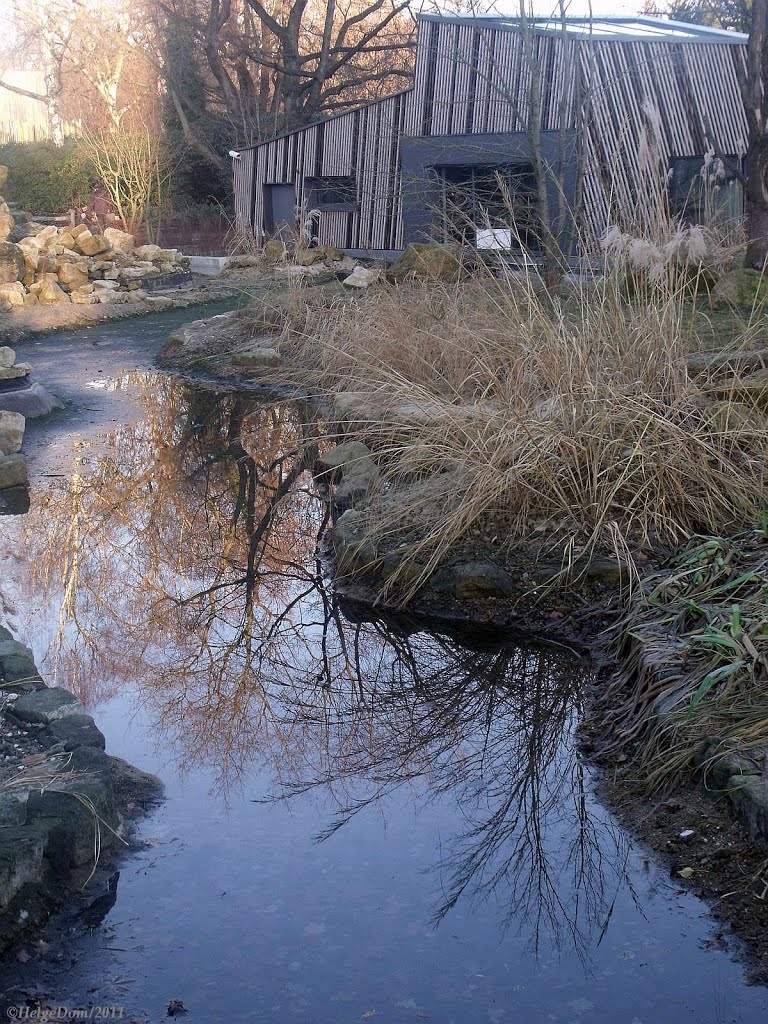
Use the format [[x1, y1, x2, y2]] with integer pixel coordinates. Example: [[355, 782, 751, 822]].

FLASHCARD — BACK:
[[584, 726, 768, 986]]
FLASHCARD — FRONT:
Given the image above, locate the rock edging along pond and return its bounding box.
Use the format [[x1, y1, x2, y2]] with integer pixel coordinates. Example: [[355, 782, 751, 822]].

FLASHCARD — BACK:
[[157, 307, 768, 859], [0, 625, 162, 952]]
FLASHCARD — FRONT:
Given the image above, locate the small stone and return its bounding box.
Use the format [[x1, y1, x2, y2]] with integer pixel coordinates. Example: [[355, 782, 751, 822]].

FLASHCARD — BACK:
[[342, 266, 384, 289], [0, 411, 25, 456], [0, 453, 28, 490], [679, 829, 696, 840], [678, 866, 695, 879]]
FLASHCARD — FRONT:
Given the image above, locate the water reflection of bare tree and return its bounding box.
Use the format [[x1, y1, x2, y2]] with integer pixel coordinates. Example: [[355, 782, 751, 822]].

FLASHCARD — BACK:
[[8, 373, 633, 960], [266, 630, 631, 962]]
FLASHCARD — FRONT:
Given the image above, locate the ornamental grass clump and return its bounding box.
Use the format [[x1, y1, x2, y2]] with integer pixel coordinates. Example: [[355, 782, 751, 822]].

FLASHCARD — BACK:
[[277, 258, 768, 598], [600, 530, 768, 790]]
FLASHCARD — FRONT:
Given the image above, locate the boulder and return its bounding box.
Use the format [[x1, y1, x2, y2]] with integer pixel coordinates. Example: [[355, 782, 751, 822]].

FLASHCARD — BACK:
[[103, 227, 134, 253], [92, 279, 119, 291], [432, 561, 515, 600], [710, 268, 768, 309], [57, 263, 89, 290], [387, 243, 464, 284], [231, 346, 281, 368], [76, 231, 109, 257], [0, 362, 31, 380], [144, 295, 175, 310], [316, 440, 379, 509], [38, 275, 70, 304], [332, 509, 378, 576], [9, 687, 82, 725], [342, 266, 385, 289], [133, 244, 161, 261], [0, 242, 25, 285], [34, 225, 59, 251], [0, 454, 27, 490], [295, 247, 328, 266], [263, 239, 286, 263], [70, 289, 99, 305], [0, 210, 12, 244], [0, 411, 24, 456], [57, 231, 75, 250], [0, 282, 24, 307], [0, 347, 15, 368]]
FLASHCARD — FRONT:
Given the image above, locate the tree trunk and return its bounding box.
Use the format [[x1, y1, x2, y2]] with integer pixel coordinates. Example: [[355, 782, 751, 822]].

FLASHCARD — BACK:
[[745, 133, 768, 267]]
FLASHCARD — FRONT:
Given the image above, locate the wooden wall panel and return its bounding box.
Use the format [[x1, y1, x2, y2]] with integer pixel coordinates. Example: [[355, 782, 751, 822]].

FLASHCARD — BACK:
[[235, 17, 749, 251]]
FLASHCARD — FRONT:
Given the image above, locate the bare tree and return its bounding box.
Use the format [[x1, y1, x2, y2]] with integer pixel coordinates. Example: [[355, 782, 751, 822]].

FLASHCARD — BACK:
[[155, 0, 417, 154]]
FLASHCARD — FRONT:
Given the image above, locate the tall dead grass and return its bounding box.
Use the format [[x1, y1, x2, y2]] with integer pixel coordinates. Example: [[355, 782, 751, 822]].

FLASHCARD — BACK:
[[269, 258, 767, 593]]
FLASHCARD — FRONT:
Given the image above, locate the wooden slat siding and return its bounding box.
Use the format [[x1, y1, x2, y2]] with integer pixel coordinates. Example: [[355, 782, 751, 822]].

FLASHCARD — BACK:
[[234, 18, 750, 250], [463, 27, 482, 134], [451, 24, 472, 135], [431, 20, 453, 135], [233, 154, 253, 232], [477, 28, 497, 134]]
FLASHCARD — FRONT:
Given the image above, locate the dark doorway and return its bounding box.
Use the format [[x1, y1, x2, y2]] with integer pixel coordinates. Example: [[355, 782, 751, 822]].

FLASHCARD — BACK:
[[436, 164, 542, 254], [263, 184, 297, 239]]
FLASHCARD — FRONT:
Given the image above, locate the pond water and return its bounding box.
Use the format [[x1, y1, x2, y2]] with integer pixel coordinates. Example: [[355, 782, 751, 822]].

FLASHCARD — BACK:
[[0, 314, 767, 1023]]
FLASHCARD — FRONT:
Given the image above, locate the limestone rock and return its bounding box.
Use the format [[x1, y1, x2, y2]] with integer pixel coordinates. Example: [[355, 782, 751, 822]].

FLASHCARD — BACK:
[[76, 231, 109, 257], [387, 243, 464, 284], [295, 247, 328, 266], [711, 268, 768, 309], [0, 411, 24, 455], [57, 263, 89, 290], [432, 561, 515, 600], [34, 225, 59, 252], [38, 275, 70, 304], [0, 210, 12, 244], [342, 266, 384, 289], [317, 440, 379, 509], [70, 289, 99, 304], [103, 227, 134, 253], [332, 509, 377, 576], [93, 279, 119, 291], [144, 295, 175, 310], [0, 453, 27, 490], [0, 242, 25, 285], [9, 687, 82, 725], [133, 244, 161, 261], [231, 346, 281, 368], [0, 347, 15, 368], [0, 363, 31, 380], [0, 282, 24, 307], [263, 239, 286, 263]]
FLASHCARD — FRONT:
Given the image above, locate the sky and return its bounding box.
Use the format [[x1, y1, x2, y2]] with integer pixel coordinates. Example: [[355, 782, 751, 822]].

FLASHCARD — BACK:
[[477, 2, 644, 16]]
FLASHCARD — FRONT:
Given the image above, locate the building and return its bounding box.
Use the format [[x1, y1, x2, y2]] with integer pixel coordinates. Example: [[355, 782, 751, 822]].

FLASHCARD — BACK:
[[233, 13, 748, 258]]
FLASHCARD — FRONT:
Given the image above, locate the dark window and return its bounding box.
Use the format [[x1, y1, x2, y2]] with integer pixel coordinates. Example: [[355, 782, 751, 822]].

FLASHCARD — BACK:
[[304, 175, 357, 210], [436, 163, 542, 255], [670, 155, 742, 225]]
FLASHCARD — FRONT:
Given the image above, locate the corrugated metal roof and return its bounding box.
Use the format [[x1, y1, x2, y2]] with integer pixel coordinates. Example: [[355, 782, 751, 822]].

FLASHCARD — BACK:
[[418, 13, 747, 44]]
